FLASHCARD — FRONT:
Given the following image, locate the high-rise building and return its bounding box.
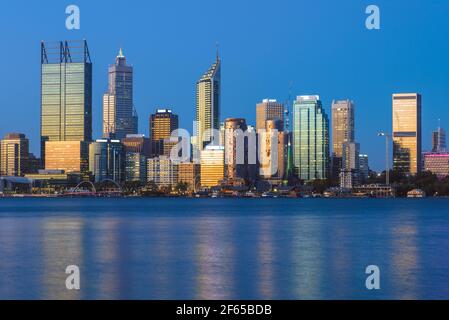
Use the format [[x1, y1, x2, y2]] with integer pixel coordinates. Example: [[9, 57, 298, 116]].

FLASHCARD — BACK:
[[103, 48, 137, 139], [40, 40, 92, 163], [256, 99, 284, 132], [149, 109, 179, 156], [359, 154, 370, 182], [178, 162, 200, 192], [125, 153, 147, 183], [224, 118, 248, 182], [293, 95, 330, 181], [432, 126, 447, 153], [89, 139, 125, 183], [195, 55, 221, 150], [147, 157, 178, 188], [392, 93, 422, 175], [0, 133, 29, 177], [45, 141, 88, 174], [332, 100, 355, 158], [259, 119, 287, 182], [200, 145, 225, 188], [340, 142, 360, 188]]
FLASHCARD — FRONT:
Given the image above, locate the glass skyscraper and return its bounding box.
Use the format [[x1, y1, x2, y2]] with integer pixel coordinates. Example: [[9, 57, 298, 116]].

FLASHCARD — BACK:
[[195, 54, 221, 150], [40, 40, 92, 163], [331, 100, 355, 158], [392, 93, 422, 175], [293, 95, 330, 181], [89, 139, 125, 183], [103, 48, 138, 139]]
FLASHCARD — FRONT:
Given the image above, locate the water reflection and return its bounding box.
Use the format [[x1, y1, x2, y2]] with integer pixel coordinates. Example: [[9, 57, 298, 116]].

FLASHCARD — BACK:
[[0, 199, 445, 299]]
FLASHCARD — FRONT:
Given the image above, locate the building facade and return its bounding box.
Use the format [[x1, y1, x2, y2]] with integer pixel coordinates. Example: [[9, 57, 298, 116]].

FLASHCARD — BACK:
[[147, 157, 178, 188], [149, 109, 179, 157], [89, 139, 125, 183], [40, 40, 92, 163], [224, 118, 249, 182], [340, 142, 360, 188], [0, 133, 29, 177], [392, 93, 422, 175], [256, 99, 284, 132], [45, 141, 89, 174], [423, 152, 449, 179], [293, 96, 330, 181], [178, 162, 200, 191], [332, 100, 355, 158], [259, 119, 286, 182], [200, 146, 225, 188], [103, 48, 137, 139], [125, 152, 147, 183], [432, 127, 447, 153], [195, 56, 221, 150], [359, 154, 370, 182]]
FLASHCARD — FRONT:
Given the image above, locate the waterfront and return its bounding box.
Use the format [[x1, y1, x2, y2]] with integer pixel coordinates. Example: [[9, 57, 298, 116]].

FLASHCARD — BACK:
[[1, 198, 449, 300]]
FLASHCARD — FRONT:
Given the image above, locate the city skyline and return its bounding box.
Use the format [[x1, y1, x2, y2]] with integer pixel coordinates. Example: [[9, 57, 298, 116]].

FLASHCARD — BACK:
[[1, 1, 449, 171]]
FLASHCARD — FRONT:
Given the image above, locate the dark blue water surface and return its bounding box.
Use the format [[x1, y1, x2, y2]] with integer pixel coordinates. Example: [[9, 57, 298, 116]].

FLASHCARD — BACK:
[[1, 198, 449, 300]]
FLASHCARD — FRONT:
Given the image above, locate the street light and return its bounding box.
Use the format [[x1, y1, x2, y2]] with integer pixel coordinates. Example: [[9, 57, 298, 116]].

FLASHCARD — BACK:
[[378, 132, 391, 186]]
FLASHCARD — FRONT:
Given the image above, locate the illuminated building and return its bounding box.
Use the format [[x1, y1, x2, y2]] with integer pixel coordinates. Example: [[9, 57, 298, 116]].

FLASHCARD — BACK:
[[147, 157, 178, 187], [259, 119, 286, 183], [392, 93, 422, 175], [200, 146, 225, 188], [432, 127, 446, 153], [125, 153, 147, 183], [359, 154, 370, 182], [103, 48, 138, 139], [178, 162, 200, 191], [224, 118, 249, 182], [40, 40, 92, 163], [293, 95, 330, 181], [332, 100, 355, 158], [340, 142, 360, 188], [149, 109, 179, 156], [89, 139, 125, 183], [0, 133, 29, 177], [122, 134, 151, 157], [256, 99, 284, 132], [45, 141, 88, 174], [195, 55, 221, 150], [423, 152, 449, 179]]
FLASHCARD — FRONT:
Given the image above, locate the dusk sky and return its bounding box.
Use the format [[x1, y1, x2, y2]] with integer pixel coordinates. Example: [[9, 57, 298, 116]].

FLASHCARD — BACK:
[[0, 0, 448, 170]]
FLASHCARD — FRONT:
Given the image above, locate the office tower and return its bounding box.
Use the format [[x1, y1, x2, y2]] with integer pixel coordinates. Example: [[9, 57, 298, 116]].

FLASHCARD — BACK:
[[45, 141, 88, 174], [340, 142, 360, 188], [28, 153, 41, 174], [224, 118, 248, 182], [256, 99, 284, 132], [332, 100, 355, 158], [259, 119, 286, 182], [0, 133, 29, 177], [122, 134, 152, 157], [423, 152, 449, 179], [89, 139, 125, 183], [125, 153, 147, 183], [200, 145, 225, 188], [178, 162, 200, 192], [359, 154, 370, 182], [195, 55, 221, 150], [103, 48, 138, 139], [392, 93, 422, 175], [147, 157, 178, 188], [432, 126, 446, 153], [293, 95, 330, 181], [149, 109, 179, 156], [40, 40, 92, 163]]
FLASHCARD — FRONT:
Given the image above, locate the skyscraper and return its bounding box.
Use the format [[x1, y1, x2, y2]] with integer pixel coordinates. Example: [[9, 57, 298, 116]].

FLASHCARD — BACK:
[[432, 126, 446, 153], [392, 93, 422, 175], [149, 109, 179, 156], [89, 139, 125, 183], [40, 40, 92, 163], [359, 154, 370, 182], [195, 54, 221, 150], [103, 48, 137, 139], [224, 118, 248, 182], [259, 119, 287, 182], [293, 95, 330, 181], [340, 142, 360, 188], [331, 100, 355, 158], [256, 99, 284, 132], [45, 141, 88, 174], [0, 133, 29, 177]]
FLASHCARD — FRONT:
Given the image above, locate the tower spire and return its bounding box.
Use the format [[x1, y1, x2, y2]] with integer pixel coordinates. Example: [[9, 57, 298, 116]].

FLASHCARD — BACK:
[[216, 41, 220, 62]]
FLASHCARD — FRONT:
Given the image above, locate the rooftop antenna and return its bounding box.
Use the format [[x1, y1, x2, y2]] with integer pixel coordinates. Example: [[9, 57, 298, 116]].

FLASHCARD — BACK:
[[216, 41, 220, 62], [284, 81, 293, 133]]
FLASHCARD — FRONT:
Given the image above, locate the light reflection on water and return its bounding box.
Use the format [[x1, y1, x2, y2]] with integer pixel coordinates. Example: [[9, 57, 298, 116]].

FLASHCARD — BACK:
[[1, 198, 449, 300]]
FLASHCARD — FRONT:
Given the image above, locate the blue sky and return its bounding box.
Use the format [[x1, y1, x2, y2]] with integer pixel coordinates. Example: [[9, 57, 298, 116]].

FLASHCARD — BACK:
[[0, 0, 448, 170]]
